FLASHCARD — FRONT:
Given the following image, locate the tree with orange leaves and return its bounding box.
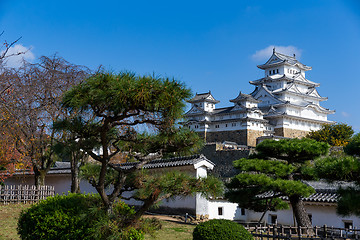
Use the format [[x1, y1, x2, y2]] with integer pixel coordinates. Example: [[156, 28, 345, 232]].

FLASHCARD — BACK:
[[0, 55, 89, 185]]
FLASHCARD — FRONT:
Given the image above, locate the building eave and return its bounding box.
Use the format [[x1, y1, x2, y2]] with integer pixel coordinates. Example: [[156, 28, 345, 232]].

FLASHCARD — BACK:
[[264, 113, 335, 124]]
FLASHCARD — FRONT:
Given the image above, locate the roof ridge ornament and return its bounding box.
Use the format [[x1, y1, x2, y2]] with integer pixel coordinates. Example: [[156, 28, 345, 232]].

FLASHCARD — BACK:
[[273, 47, 275, 53]]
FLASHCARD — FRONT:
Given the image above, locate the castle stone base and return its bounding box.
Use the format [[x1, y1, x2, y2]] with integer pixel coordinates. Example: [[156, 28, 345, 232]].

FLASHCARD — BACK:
[[274, 127, 310, 138], [203, 130, 263, 147]]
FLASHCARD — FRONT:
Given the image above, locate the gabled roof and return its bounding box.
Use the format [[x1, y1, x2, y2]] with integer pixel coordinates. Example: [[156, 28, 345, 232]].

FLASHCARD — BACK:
[[229, 104, 246, 112], [230, 91, 261, 103], [115, 154, 215, 170], [185, 105, 206, 115], [257, 49, 312, 71], [250, 74, 320, 87], [250, 85, 285, 105], [272, 83, 328, 101], [257, 181, 354, 204], [38, 155, 215, 176], [307, 87, 324, 99], [188, 91, 220, 104]]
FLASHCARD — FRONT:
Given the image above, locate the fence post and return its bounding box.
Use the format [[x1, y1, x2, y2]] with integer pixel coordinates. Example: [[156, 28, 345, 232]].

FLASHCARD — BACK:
[[323, 225, 327, 239], [273, 224, 277, 240], [298, 225, 301, 240], [0, 185, 55, 204]]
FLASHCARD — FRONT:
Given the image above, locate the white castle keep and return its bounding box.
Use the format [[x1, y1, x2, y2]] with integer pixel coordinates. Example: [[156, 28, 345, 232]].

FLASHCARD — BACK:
[[184, 49, 334, 146]]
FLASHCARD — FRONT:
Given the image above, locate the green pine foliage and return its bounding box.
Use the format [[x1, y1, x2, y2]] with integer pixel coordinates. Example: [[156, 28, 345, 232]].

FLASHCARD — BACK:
[[53, 71, 222, 228], [193, 219, 253, 240], [226, 138, 329, 227], [312, 133, 360, 217], [315, 155, 360, 181], [80, 162, 223, 210], [344, 133, 360, 157], [337, 187, 360, 216]]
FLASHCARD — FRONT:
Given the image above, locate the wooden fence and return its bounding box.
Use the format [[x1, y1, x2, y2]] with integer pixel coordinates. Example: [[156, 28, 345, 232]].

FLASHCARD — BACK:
[[0, 185, 55, 204], [245, 224, 360, 240]]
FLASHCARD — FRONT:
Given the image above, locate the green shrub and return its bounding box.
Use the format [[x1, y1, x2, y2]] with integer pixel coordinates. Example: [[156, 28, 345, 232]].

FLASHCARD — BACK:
[[17, 193, 146, 240], [17, 193, 99, 240], [193, 219, 253, 240]]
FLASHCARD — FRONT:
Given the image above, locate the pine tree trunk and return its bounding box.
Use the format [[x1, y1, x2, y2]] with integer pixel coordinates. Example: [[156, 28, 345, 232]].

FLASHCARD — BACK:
[[71, 157, 80, 193], [289, 195, 314, 235], [128, 190, 161, 227]]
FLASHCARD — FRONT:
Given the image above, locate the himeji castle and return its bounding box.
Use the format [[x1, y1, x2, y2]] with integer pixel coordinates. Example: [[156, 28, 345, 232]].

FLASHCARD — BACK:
[[184, 49, 334, 146]]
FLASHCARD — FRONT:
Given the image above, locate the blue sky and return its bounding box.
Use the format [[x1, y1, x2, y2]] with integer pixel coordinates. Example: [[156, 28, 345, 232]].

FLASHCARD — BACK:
[[1, 0, 360, 131]]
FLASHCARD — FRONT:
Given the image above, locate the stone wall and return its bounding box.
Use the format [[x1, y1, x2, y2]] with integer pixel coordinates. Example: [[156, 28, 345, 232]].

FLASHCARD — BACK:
[[204, 130, 247, 145], [274, 127, 309, 138], [246, 129, 264, 147], [203, 129, 263, 147], [200, 143, 250, 178]]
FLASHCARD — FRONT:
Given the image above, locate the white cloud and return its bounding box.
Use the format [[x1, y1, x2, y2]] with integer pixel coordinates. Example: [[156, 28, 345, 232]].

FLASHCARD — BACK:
[[1, 44, 35, 68], [341, 111, 350, 118], [252, 45, 302, 61]]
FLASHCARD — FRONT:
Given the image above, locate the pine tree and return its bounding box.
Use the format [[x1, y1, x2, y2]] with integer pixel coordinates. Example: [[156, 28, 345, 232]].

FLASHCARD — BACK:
[[314, 133, 360, 216], [226, 138, 329, 229], [55, 71, 223, 225]]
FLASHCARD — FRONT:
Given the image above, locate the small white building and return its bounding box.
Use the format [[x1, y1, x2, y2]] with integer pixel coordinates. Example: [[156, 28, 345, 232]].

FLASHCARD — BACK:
[[5, 157, 359, 228], [4, 155, 215, 219], [208, 181, 360, 229]]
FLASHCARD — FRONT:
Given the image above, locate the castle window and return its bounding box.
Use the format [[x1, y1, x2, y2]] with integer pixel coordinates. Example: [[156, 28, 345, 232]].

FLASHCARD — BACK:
[[232, 123, 236, 127], [344, 221, 353, 229], [241, 208, 246, 216], [269, 215, 277, 224], [225, 124, 228, 127], [215, 125, 220, 128], [218, 207, 223, 216], [276, 69, 279, 73]]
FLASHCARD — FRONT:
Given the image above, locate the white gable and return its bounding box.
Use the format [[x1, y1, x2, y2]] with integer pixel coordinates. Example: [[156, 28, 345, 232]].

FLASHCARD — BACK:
[[253, 87, 283, 106], [230, 104, 246, 112], [186, 106, 204, 115]]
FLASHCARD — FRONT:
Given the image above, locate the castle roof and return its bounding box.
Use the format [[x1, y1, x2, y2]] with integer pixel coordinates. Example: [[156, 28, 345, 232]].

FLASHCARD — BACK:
[[113, 154, 215, 170], [257, 49, 312, 71], [250, 74, 320, 87], [258, 181, 354, 204], [188, 91, 220, 104], [229, 91, 261, 103], [272, 82, 328, 101]]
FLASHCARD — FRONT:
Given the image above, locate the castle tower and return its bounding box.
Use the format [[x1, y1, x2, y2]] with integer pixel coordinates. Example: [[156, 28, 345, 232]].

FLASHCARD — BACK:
[[185, 91, 268, 146], [249, 48, 335, 138]]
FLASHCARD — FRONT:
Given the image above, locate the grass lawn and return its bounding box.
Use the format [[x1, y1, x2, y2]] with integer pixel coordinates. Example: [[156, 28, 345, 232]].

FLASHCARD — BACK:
[[0, 204, 31, 240], [145, 218, 195, 240], [0, 204, 195, 240]]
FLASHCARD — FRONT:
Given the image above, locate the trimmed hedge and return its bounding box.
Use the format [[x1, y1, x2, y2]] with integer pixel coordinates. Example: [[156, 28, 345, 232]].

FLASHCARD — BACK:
[[193, 219, 253, 240]]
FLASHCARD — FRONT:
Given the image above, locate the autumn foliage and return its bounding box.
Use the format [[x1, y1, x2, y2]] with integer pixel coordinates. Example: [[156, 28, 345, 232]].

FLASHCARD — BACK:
[[306, 123, 354, 146]]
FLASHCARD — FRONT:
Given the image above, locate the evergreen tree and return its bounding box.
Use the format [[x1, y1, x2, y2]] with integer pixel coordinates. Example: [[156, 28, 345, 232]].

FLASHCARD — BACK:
[[314, 133, 360, 216], [226, 138, 329, 229], [55, 71, 223, 225], [344, 133, 360, 157]]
